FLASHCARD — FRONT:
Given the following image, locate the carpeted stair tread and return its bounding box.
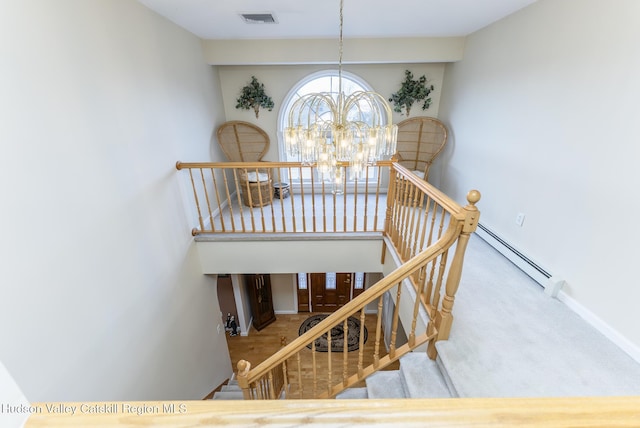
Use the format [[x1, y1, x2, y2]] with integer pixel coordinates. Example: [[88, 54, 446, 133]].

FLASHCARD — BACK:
[[335, 387, 368, 399], [221, 384, 242, 392], [366, 370, 406, 398], [399, 353, 452, 398], [211, 391, 244, 400]]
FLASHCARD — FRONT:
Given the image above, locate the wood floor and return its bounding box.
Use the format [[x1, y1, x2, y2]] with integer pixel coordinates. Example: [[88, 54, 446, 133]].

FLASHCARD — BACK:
[[226, 312, 399, 398]]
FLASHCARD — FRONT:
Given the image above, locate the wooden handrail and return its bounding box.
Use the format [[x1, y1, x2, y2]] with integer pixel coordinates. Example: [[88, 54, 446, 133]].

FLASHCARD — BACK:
[[176, 160, 395, 170], [26, 397, 640, 427]]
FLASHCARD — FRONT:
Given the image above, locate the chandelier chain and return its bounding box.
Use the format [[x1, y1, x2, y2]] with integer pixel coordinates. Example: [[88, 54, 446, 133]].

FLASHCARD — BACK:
[[283, 0, 398, 194]]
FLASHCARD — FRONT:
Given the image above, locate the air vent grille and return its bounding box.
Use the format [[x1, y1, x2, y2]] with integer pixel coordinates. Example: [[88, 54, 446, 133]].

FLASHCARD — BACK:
[[240, 13, 277, 24]]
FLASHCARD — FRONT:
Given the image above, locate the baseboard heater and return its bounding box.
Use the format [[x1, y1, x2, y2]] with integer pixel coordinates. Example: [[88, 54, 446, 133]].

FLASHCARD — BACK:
[[476, 223, 551, 288]]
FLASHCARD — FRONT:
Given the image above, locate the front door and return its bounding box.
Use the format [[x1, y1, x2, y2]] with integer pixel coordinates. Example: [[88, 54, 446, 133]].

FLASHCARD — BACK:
[[310, 273, 352, 312]]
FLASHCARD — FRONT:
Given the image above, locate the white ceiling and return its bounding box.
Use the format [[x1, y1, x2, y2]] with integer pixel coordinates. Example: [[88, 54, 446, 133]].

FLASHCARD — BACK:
[[137, 0, 538, 40]]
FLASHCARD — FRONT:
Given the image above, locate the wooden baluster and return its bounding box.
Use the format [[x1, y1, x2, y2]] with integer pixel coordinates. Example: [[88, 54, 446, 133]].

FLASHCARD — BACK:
[[296, 353, 303, 399], [363, 167, 370, 231], [259, 379, 266, 400], [198, 168, 214, 233], [342, 169, 348, 232], [400, 183, 415, 258], [327, 327, 332, 396], [268, 371, 276, 399], [393, 173, 406, 246], [276, 168, 285, 232], [353, 177, 358, 232], [437, 205, 446, 240], [241, 168, 257, 231], [395, 177, 407, 253], [388, 171, 398, 239], [291, 167, 301, 232], [411, 192, 426, 259], [251, 167, 267, 232], [237, 360, 252, 400], [267, 167, 277, 232], [281, 361, 289, 399], [343, 318, 349, 386], [432, 250, 449, 314], [429, 190, 481, 358], [417, 196, 432, 254], [310, 168, 317, 232], [389, 281, 403, 359], [358, 309, 366, 378], [374, 296, 383, 368], [233, 169, 247, 232], [299, 165, 307, 233], [187, 168, 204, 233], [220, 169, 236, 232], [374, 164, 383, 231], [210, 168, 226, 232], [332, 184, 337, 232], [423, 202, 439, 302], [312, 341, 318, 398], [404, 185, 420, 260], [409, 271, 422, 348], [321, 177, 328, 232]]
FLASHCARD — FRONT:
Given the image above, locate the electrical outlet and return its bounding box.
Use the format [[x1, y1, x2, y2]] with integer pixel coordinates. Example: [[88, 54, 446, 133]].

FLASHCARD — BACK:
[[217, 324, 221, 335], [516, 213, 526, 227]]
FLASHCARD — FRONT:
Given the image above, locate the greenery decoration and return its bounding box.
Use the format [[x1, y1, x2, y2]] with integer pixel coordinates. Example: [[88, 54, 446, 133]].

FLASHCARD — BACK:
[[389, 70, 434, 117], [235, 76, 274, 118]]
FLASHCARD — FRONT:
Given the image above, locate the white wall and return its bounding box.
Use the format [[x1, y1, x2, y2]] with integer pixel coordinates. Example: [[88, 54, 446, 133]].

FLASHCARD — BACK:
[[0, 0, 231, 401], [271, 274, 297, 314], [438, 0, 640, 350]]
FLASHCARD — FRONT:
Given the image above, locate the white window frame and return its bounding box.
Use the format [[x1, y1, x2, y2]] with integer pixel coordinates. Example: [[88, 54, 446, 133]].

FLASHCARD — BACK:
[[277, 70, 386, 187]]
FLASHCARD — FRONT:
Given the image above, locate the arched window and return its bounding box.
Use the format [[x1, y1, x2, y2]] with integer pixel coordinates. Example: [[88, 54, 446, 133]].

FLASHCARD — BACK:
[[278, 70, 381, 163]]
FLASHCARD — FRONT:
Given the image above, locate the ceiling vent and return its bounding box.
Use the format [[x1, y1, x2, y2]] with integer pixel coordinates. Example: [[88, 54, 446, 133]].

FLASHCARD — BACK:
[[240, 13, 277, 24]]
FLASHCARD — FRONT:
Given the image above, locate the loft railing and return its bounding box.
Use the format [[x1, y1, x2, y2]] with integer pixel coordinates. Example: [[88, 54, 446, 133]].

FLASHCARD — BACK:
[[176, 160, 479, 399], [175, 160, 390, 235]]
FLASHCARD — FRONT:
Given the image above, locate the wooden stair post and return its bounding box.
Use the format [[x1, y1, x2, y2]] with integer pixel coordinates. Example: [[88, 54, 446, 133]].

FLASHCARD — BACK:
[[237, 360, 252, 400], [428, 190, 481, 359]]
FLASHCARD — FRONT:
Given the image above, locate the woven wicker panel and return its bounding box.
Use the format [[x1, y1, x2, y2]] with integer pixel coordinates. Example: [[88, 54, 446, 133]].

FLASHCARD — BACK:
[[395, 116, 448, 179], [216, 121, 270, 162]]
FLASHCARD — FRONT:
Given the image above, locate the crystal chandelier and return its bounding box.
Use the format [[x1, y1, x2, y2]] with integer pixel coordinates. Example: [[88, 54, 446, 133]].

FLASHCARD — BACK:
[[283, 0, 398, 193]]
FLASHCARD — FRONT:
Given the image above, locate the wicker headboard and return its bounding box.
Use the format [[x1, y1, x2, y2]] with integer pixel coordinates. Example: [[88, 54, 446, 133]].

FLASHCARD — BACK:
[[395, 116, 448, 180], [216, 121, 270, 162]]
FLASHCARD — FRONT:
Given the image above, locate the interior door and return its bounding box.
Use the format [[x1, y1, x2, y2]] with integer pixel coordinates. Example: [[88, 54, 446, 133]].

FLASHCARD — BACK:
[[310, 273, 352, 312], [246, 274, 276, 331]]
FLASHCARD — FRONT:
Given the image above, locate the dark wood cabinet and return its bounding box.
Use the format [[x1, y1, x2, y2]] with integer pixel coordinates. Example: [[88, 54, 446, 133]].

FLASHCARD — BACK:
[[245, 274, 276, 331]]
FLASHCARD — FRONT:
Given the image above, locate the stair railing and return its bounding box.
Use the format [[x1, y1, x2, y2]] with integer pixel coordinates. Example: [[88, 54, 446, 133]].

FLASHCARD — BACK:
[[175, 160, 390, 235], [235, 162, 480, 399]]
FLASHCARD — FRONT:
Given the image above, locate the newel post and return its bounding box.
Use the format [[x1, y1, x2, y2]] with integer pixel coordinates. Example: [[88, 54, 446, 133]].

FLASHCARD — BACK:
[[237, 359, 252, 400], [428, 190, 481, 359]]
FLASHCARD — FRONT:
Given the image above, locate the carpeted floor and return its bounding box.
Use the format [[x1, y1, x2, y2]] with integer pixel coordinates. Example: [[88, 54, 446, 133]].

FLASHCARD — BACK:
[[436, 234, 640, 397]]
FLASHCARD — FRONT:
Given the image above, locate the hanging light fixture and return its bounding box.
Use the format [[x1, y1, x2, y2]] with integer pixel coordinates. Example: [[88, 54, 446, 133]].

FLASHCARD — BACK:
[[284, 0, 398, 194]]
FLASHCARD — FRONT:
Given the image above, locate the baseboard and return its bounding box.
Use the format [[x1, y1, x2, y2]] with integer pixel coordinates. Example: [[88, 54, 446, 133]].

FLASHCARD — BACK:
[[475, 223, 550, 287], [557, 290, 640, 364], [275, 310, 298, 315], [476, 224, 640, 365], [237, 316, 252, 337]]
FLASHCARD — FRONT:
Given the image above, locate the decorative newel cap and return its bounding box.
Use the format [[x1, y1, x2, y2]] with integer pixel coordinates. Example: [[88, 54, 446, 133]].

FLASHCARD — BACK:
[[467, 190, 481, 206], [237, 360, 248, 372]]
